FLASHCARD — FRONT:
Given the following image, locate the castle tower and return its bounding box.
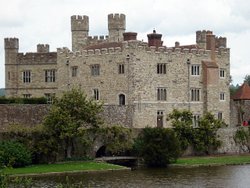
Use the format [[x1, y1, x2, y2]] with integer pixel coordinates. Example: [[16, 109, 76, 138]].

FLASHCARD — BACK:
[[37, 44, 49, 53], [71, 15, 89, 51], [108, 13, 126, 42], [4, 38, 19, 96], [196, 30, 207, 49]]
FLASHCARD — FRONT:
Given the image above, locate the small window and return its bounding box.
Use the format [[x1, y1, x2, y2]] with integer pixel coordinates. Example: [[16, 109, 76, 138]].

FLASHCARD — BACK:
[[119, 94, 125, 105], [93, 89, 99, 100], [91, 64, 100, 76], [218, 112, 223, 120], [118, 64, 125, 74], [157, 88, 167, 101], [220, 92, 225, 101], [193, 114, 200, 127], [157, 63, 166, 74], [8, 72, 11, 80], [191, 88, 200, 101], [191, 65, 200, 76], [72, 66, 78, 77], [23, 70, 31, 83], [220, 68, 225, 78], [45, 93, 55, 104], [23, 94, 31, 98], [45, 69, 56, 82]]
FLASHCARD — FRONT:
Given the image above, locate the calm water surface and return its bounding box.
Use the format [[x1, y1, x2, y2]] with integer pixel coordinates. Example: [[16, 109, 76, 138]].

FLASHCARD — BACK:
[[32, 165, 250, 188]]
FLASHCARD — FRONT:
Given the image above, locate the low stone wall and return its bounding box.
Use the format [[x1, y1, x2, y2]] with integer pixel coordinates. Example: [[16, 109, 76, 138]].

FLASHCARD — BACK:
[[0, 104, 134, 132], [230, 100, 250, 127]]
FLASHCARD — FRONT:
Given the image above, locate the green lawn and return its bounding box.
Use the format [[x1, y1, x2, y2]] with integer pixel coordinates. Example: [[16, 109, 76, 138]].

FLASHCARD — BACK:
[[2, 161, 127, 175], [174, 155, 250, 166]]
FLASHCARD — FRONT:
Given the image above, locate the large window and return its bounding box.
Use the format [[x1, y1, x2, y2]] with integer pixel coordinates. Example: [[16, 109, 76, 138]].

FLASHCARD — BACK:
[[71, 66, 78, 77], [220, 68, 225, 78], [91, 64, 100, 76], [157, 63, 166, 74], [118, 64, 125, 74], [191, 65, 200, 76], [119, 94, 125, 105], [93, 89, 99, 100], [157, 88, 167, 101], [23, 70, 31, 83], [45, 69, 56, 82], [191, 88, 200, 101]]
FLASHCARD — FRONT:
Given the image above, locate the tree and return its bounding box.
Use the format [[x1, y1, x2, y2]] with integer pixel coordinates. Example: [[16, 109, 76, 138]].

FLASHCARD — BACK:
[[43, 88, 103, 159], [167, 109, 194, 151], [134, 127, 181, 167], [244, 74, 250, 86], [193, 112, 225, 154]]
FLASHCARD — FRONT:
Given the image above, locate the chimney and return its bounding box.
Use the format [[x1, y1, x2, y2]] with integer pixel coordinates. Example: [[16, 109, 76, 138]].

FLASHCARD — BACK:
[[147, 30, 163, 48], [206, 32, 216, 61], [123, 32, 137, 41]]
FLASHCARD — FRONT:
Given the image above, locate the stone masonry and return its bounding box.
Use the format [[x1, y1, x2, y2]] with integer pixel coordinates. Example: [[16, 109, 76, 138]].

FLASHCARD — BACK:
[[4, 13, 231, 128]]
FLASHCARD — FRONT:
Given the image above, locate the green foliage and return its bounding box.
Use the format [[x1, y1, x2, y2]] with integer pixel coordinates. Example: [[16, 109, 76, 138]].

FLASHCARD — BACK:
[[244, 74, 250, 86], [0, 141, 32, 168], [192, 113, 224, 154], [168, 110, 226, 155], [134, 127, 181, 167], [229, 84, 240, 96], [168, 109, 194, 151], [43, 88, 103, 159], [0, 97, 47, 104], [234, 127, 250, 151], [100, 126, 133, 155]]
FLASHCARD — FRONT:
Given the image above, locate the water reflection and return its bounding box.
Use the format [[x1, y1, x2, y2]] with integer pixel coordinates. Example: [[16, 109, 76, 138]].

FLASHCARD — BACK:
[[33, 165, 250, 188]]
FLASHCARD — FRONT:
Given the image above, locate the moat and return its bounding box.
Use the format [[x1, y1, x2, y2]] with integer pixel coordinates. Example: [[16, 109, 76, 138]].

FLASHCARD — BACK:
[[31, 165, 250, 187]]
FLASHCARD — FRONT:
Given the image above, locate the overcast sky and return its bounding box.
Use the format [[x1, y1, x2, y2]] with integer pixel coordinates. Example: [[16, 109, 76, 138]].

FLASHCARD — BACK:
[[1, 0, 249, 88]]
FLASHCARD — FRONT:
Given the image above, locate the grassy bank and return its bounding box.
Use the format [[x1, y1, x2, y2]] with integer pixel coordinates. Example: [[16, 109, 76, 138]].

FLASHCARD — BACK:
[[2, 161, 128, 176], [174, 155, 250, 167]]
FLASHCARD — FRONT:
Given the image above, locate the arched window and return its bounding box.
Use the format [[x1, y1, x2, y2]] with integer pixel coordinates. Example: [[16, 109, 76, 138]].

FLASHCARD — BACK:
[[119, 94, 125, 105]]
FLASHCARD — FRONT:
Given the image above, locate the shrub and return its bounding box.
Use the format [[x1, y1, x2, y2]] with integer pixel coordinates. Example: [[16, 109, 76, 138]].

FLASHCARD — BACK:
[[0, 141, 32, 168], [134, 127, 181, 167]]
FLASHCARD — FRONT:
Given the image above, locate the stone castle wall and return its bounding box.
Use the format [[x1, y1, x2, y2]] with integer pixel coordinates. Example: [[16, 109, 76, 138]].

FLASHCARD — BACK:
[[0, 104, 134, 132]]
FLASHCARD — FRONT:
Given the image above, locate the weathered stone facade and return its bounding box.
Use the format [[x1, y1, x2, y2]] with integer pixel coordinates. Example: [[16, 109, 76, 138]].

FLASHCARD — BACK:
[[4, 13, 231, 128]]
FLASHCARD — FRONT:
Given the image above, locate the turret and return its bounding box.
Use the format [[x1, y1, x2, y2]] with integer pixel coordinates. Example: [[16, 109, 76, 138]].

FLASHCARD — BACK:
[[147, 30, 163, 48], [37, 44, 49, 53], [71, 15, 89, 51], [196, 30, 207, 49], [108, 13, 126, 42], [4, 38, 19, 64]]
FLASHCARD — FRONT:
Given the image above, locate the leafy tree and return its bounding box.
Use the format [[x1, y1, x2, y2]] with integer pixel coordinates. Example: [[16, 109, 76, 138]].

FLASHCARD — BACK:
[[134, 127, 181, 167], [0, 141, 32, 168], [244, 74, 250, 86], [167, 109, 194, 151], [43, 88, 103, 159], [229, 84, 240, 96], [193, 112, 225, 154]]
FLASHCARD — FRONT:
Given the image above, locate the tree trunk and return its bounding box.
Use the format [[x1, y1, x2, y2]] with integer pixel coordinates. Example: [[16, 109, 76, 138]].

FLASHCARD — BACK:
[[66, 138, 72, 159]]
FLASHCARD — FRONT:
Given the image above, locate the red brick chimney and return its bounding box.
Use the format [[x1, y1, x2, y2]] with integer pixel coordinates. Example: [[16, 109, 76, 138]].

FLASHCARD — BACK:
[[147, 30, 163, 48], [123, 32, 137, 41]]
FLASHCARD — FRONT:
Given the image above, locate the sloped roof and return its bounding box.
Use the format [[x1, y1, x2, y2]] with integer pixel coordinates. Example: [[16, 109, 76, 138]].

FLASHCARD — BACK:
[[232, 82, 250, 100]]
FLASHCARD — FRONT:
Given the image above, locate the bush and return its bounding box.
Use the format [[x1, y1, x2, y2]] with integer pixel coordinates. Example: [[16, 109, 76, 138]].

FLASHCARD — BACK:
[[0, 97, 47, 104], [0, 141, 32, 168], [134, 127, 181, 167]]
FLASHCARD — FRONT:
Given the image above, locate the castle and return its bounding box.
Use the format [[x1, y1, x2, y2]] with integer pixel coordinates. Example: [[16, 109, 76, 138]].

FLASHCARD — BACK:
[[4, 13, 230, 128]]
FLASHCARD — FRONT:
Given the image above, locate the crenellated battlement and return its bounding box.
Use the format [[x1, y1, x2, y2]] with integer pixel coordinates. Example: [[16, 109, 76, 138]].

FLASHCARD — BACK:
[[4, 38, 19, 49], [17, 52, 57, 64], [37, 44, 49, 53], [71, 15, 89, 31], [108, 13, 126, 30]]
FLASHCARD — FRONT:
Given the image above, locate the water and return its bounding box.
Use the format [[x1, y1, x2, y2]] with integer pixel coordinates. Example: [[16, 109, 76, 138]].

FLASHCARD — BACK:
[[31, 165, 250, 187]]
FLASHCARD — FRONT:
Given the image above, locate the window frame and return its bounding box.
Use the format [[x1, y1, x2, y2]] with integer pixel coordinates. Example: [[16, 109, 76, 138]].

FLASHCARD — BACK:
[[157, 63, 167, 74], [191, 88, 201, 101], [45, 69, 56, 83], [157, 87, 167, 101], [191, 65, 200, 76], [22, 70, 31, 83], [71, 66, 78, 77], [91, 64, 100, 76], [93, 88, 100, 100], [118, 64, 125, 74], [219, 68, 225, 78], [119, 94, 126, 105], [220, 92, 225, 101]]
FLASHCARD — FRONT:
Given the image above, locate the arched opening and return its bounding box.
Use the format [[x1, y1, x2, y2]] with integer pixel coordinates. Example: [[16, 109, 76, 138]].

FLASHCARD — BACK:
[[119, 94, 125, 105], [95, 146, 106, 158]]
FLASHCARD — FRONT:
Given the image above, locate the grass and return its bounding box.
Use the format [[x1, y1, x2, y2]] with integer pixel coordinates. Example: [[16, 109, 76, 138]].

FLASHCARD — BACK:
[[2, 161, 127, 175], [174, 155, 250, 166]]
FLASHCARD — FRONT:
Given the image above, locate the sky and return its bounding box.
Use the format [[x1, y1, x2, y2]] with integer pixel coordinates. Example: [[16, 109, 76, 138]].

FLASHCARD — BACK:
[[0, 0, 249, 88]]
